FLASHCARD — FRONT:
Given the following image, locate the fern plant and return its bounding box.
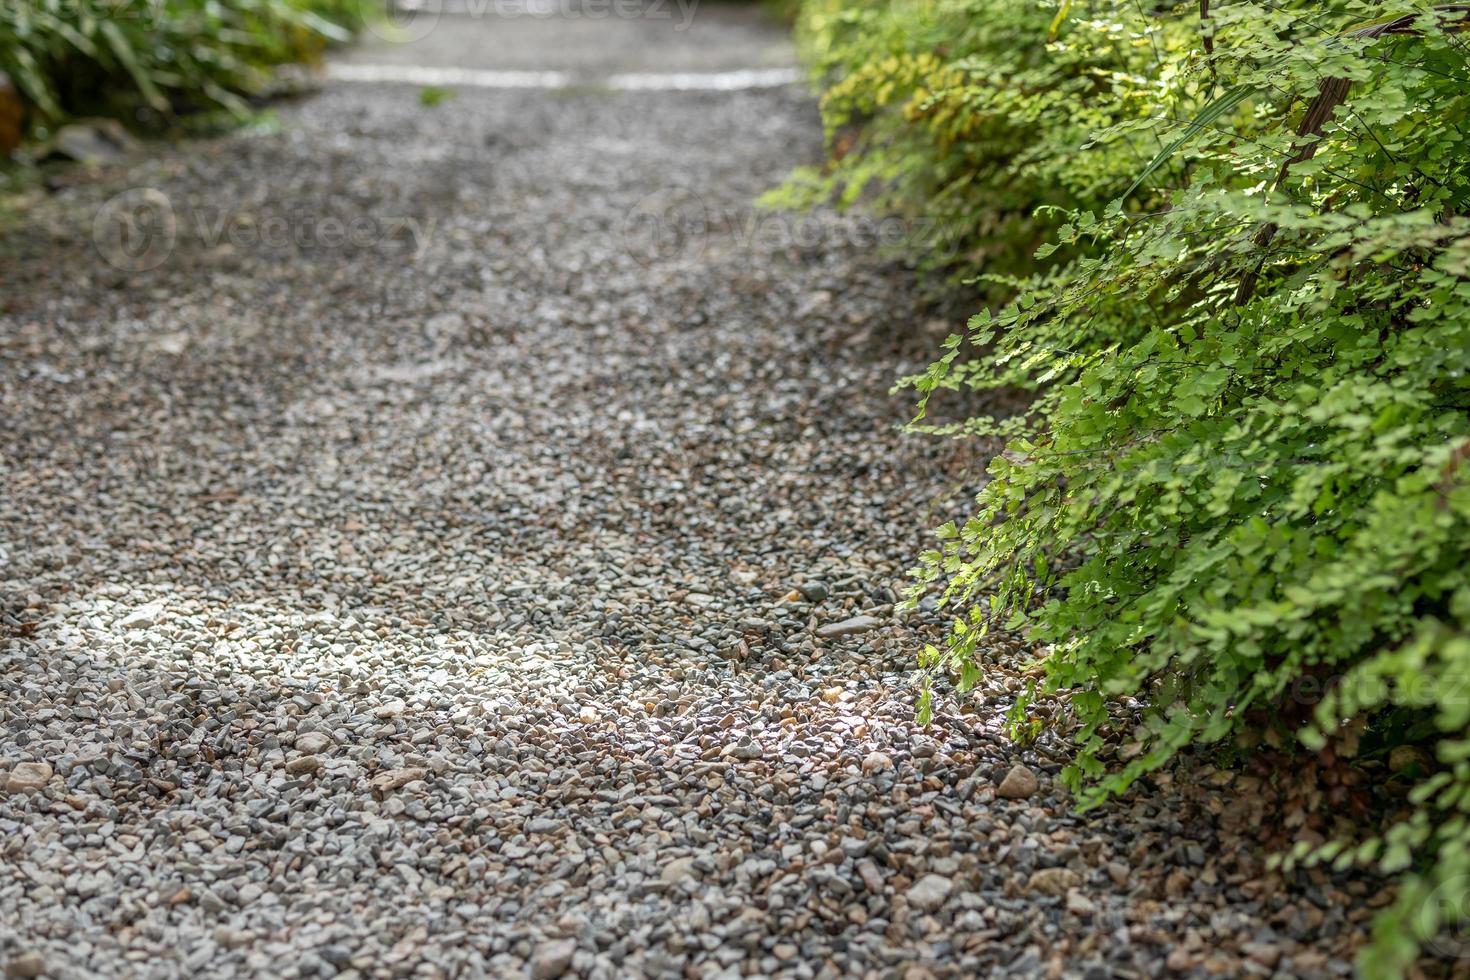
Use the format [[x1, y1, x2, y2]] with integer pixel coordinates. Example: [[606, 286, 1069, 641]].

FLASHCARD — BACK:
[[766, 0, 1185, 287], [790, 0, 1470, 972]]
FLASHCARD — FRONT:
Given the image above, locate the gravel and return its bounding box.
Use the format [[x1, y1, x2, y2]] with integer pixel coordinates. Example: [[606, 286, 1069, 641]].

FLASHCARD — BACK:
[[0, 7, 1383, 979]]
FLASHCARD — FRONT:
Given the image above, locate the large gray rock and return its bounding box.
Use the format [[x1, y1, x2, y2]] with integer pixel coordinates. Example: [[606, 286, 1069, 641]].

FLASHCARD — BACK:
[[815, 615, 883, 640], [906, 874, 953, 912]]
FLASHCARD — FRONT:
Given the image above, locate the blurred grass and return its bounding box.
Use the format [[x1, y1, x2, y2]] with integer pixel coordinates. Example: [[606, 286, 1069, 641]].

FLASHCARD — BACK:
[[0, 0, 361, 139]]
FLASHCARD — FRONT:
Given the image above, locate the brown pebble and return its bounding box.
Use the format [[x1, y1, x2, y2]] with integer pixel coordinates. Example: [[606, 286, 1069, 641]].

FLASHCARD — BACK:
[[1028, 867, 1081, 897], [5, 952, 45, 979], [996, 764, 1038, 799], [862, 751, 894, 774]]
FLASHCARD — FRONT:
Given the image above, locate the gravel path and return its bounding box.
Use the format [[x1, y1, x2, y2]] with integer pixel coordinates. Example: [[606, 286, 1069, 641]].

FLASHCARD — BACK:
[[1, 7, 1376, 979]]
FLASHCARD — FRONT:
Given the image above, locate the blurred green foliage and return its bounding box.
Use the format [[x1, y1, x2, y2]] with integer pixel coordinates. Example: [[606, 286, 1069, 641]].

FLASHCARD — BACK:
[[0, 0, 359, 130]]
